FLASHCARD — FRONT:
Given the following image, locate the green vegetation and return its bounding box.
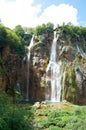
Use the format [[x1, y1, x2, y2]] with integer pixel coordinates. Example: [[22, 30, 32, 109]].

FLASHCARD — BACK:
[[13, 23, 54, 47], [34, 22, 54, 35], [57, 23, 86, 52], [14, 25, 24, 38], [0, 24, 24, 54], [33, 103, 86, 130], [0, 23, 86, 54], [0, 24, 7, 43], [14, 25, 32, 47], [0, 91, 34, 130], [0, 106, 34, 130], [0, 91, 86, 130], [0, 22, 86, 130], [58, 23, 86, 39], [61, 63, 77, 103]]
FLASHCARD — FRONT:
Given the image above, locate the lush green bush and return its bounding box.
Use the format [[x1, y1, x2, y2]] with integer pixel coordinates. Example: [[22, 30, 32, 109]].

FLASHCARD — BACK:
[[0, 24, 24, 54], [0, 106, 34, 130], [0, 92, 86, 130], [0, 24, 7, 43], [34, 22, 54, 35], [66, 107, 86, 130], [14, 25, 24, 37], [37, 107, 86, 130], [0, 92, 34, 130]]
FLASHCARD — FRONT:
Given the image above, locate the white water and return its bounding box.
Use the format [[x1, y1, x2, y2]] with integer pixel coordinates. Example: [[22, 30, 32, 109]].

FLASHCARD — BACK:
[[25, 35, 34, 101], [77, 45, 86, 57], [46, 31, 62, 102]]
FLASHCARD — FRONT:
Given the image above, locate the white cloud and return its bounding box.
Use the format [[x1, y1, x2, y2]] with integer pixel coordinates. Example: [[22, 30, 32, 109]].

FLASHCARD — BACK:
[[38, 4, 78, 26], [0, 0, 41, 28], [0, 0, 78, 28]]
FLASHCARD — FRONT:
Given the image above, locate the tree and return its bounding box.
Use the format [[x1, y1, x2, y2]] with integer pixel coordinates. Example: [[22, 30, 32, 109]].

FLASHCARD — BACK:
[[0, 24, 7, 43], [14, 25, 24, 37], [34, 23, 54, 35], [46, 22, 54, 33]]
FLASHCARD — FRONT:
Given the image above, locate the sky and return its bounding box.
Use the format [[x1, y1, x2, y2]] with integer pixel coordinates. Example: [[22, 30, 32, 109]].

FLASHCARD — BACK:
[[0, 0, 86, 29]]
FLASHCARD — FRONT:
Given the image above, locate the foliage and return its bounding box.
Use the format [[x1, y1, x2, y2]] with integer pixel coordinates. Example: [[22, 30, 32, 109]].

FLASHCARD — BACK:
[[35, 105, 86, 130], [58, 23, 86, 47], [62, 63, 77, 103], [0, 24, 24, 54], [0, 91, 86, 130], [23, 27, 34, 35], [0, 91, 12, 105], [34, 22, 54, 35], [0, 24, 7, 43], [0, 92, 34, 130], [66, 107, 86, 130], [14, 25, 32, 46], [6, 27, 24, 53], [0, 106, 34, 130], [1, 23, 86, 54], [14, 25, 24, 37]]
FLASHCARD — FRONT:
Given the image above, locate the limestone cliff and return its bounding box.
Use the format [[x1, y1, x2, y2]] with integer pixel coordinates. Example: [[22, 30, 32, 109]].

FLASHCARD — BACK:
[[28, 30, 86, 104], [0, 27, 86, 105]]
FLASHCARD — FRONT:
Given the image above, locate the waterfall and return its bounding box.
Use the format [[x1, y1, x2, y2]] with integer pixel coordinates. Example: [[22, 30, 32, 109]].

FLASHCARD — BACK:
[[46, 31, 62, 102], [25, 35, 34, 101], [77, 45, 86, 57]]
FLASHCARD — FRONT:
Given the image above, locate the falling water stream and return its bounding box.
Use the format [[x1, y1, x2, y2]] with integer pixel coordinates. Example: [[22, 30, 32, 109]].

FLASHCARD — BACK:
[[25, 35, 34, 101], [77, 45, 86, 57], [46, 31, 62, 102]]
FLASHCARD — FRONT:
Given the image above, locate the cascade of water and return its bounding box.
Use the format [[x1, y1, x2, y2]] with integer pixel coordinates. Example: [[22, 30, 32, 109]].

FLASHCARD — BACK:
[[46, 31, 62, 102], [77, 45, 86, 57], [25, 35, 34, 101]]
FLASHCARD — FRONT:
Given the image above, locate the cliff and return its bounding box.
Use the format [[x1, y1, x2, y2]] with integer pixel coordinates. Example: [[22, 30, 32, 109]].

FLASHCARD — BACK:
[[0, 25, 86, 105]]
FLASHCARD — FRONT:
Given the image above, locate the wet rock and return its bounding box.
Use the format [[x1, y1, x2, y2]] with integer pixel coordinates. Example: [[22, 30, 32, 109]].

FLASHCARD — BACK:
[[33, 102, 41, 108]]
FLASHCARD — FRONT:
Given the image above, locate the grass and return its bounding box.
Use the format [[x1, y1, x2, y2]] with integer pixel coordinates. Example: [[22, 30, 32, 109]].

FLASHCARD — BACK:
[[0, 92, 86, 130], [33, 102, 86, 130]]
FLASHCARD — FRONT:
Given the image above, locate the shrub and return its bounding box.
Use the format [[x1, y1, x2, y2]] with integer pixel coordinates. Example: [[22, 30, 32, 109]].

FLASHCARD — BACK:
[[0, 106, 34, 130]]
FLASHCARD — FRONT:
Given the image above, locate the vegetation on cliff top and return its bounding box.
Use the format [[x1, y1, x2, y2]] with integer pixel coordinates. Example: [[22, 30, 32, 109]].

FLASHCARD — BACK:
[[0, 23, 86, 54], [0, 24, 24, 54]]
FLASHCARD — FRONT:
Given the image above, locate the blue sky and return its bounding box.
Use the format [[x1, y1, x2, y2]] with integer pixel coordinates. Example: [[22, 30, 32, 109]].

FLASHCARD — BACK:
[[0, 0, 86, 28]]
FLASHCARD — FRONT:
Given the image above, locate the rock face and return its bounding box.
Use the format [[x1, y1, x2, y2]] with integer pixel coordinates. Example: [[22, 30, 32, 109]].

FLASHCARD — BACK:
[[29, 34, 53, 101], [0, 32, 86, 105], [0, 44, 26, 96], [28, 32, 86, 104]]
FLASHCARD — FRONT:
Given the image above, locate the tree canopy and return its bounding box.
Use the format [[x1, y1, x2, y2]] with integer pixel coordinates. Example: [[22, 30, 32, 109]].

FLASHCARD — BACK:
[[0, 23, 86, 54], [0, 24, 24, 54], [34, 22, 54, 35]]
